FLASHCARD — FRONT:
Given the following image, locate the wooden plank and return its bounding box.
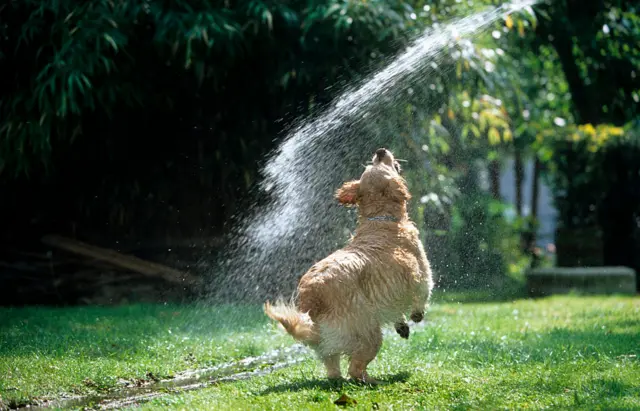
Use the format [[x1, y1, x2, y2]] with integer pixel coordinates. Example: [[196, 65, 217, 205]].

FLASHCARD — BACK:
[[41, 235, 199, 285]]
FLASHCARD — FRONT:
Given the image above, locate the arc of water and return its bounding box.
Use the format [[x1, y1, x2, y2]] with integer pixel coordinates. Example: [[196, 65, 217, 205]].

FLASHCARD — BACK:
[[253, 0, 536, 242]]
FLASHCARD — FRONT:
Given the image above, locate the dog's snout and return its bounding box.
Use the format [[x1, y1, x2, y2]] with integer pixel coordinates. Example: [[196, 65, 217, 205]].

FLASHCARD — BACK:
[[375, 148, 387, 160]]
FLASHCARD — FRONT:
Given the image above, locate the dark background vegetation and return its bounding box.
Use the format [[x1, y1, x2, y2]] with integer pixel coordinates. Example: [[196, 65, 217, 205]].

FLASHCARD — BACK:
[[1, 0, 638, 305]]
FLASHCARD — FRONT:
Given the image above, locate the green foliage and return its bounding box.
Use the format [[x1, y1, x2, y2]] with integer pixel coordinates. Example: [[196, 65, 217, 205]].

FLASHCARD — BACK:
[[543, 124, 633, 227], [0, 0, 436, 241], [382, 5, 542, 287], [2, 0, 638, 284], [536, 0, 640, 125], [424, 191, 527, 289], [0, 0, 419, 176], [0, 0, 546, 178], [541, 122, 639, 229]]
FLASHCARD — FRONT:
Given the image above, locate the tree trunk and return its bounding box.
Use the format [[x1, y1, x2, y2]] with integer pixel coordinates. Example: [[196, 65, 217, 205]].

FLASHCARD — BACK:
[[531, 155, 541, 227], [529, 156, 542, 267], [489, 159, 501, 200], [514, 149, 524, 216], [545, 31, 597, 124]]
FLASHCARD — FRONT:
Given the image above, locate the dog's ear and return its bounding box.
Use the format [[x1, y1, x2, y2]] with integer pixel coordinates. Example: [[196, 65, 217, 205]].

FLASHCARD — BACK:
[[335, 180, 360, 206], [386, 176, 411, 203], [393, 160, 402, 174]]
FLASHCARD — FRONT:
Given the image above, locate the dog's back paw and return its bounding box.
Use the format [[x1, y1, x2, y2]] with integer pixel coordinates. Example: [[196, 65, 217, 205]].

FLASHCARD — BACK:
[[394, 322, 410, 339], [410, 311, 424, 323]]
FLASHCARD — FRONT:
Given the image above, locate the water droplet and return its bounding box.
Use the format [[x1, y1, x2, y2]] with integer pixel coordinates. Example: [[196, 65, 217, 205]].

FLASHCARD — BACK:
[[553, 117, 567, 127], [484, 61, 496, 73]]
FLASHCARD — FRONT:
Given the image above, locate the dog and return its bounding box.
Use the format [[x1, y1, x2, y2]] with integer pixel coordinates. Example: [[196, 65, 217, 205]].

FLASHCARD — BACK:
[[264, 148, 433, 383]]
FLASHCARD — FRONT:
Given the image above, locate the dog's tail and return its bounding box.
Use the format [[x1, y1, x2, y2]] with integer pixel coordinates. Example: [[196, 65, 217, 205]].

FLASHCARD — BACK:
[[264, 300, 316, 343]]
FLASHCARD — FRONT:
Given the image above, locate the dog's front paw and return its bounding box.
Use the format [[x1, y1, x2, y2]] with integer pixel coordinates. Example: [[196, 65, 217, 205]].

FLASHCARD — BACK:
[[394, 322, 410, 339], [410, 311, 424, 323]]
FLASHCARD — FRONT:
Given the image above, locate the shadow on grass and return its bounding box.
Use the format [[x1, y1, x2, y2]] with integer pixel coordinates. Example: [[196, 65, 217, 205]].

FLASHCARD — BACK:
[[0, 303, 267, 353], [260, 371, 411, 395]]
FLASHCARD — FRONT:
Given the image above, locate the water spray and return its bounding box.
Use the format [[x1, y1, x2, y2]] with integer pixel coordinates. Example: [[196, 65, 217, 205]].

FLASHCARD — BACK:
[[204, 0, 538, 304]]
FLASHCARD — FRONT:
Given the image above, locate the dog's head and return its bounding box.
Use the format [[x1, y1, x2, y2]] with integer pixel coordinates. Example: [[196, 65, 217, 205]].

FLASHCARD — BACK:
[[335, 148, 410, 218]]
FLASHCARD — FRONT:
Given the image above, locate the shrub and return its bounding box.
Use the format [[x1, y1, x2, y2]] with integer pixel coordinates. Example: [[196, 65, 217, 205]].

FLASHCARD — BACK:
[[541, 123, 627, 229], [424, 190, 527, 290], [542, 121, 640, 271]]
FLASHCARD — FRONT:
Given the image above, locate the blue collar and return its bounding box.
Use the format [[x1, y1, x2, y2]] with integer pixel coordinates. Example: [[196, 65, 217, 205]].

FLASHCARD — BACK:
[[367, 215, 399, 222]]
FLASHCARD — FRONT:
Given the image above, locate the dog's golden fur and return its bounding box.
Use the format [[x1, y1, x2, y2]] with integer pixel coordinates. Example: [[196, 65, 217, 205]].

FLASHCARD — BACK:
[[264, 148, 433, 383]]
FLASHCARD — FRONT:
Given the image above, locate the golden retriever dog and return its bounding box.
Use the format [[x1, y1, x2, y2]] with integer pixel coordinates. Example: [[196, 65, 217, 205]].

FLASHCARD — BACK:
[[264, 148, 433, 383]]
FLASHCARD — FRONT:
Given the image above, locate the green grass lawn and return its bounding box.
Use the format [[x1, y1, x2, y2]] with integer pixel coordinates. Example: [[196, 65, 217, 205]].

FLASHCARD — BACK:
[[1, 295, 639, 410], [0, 303, 291, 408]]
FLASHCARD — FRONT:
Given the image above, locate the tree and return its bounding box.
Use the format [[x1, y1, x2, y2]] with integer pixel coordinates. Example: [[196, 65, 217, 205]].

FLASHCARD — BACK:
[[0, 0, 428, 243], [536, 0, 640, 125]]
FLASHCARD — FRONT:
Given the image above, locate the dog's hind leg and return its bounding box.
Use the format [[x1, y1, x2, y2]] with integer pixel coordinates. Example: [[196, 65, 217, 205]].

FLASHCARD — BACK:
[[394, 315, 410, 339], [410, 281, 432, 323], [348, 327, 382, 384], [322, 354, 342, 379]]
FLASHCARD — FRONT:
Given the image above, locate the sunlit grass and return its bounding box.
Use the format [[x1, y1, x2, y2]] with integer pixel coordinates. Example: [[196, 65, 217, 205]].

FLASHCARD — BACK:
[[1, 295, 639, 410], [0, 304, 290, 407], [135, 296, 640, 410]]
